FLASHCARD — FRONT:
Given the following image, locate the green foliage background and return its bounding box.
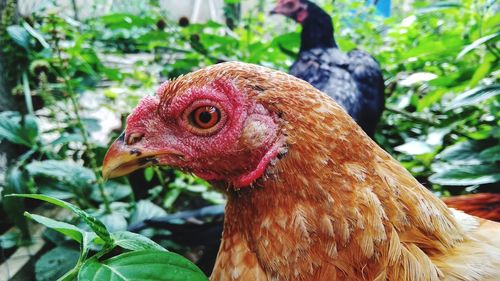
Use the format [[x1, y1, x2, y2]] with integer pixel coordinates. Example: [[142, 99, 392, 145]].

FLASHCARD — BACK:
[[0, 0, 498, 279]]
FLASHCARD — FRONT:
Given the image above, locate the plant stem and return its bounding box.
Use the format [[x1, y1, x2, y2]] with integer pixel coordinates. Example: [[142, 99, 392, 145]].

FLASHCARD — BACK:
[[49, 22, 111, 213], [64, 78, 111, 213], [154, 166, 166, 187], [22, 71, 34, 115]]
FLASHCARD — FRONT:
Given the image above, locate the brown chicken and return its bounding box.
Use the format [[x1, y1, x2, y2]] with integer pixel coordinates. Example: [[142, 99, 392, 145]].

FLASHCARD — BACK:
[[102, 62, 500, 280]]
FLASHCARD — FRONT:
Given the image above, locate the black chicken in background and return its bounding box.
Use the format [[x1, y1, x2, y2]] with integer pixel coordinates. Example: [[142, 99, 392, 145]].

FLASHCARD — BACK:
[[129, 1, 385, 275], [272, 0, 385, 137]]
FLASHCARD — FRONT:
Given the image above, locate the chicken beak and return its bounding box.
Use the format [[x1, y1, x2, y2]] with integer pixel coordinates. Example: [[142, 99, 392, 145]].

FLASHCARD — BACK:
[[102, 133, 162, 180]]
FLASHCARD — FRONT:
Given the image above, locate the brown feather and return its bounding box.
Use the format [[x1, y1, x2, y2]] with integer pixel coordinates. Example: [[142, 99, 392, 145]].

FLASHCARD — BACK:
[[158, 62, 500, 281]]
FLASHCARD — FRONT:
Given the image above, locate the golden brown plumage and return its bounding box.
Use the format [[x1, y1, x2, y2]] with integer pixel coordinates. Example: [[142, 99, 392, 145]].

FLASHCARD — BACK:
[[102, 62, 500, 280]]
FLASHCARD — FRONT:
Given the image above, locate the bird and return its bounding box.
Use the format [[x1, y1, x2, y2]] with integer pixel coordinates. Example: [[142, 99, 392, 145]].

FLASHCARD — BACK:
[[271, 0, 385, 137], [102, 62, 500, 280]]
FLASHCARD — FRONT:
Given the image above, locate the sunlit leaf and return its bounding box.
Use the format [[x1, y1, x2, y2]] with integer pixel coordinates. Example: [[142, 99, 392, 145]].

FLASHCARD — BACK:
[[112, 231, 166, 252], [447, 84, 500, 109], [8, 194, 112, 244], [24, 212, 85, 243], [78, 251, 208, 281], [129, 200, 167, 225], [429, 164, 500, 186], [457, 32, 500, 59]]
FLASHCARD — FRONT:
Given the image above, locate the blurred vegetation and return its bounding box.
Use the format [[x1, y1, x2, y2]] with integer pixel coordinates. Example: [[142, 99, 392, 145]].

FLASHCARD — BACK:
[[0, 0, 498, 279]]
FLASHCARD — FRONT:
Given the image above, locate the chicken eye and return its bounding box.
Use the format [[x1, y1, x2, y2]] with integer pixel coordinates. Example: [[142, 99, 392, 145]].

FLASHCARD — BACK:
[[190, 106, 221, 129]]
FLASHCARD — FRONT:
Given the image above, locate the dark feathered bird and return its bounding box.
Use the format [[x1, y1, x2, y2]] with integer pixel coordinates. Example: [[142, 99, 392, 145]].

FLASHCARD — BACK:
[[272, 0, 385, 137]]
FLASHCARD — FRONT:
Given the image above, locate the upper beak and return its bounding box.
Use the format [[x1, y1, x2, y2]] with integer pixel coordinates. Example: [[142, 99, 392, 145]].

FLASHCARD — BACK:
[[102, 132, 167, 180], [270, 7, 280, 15]]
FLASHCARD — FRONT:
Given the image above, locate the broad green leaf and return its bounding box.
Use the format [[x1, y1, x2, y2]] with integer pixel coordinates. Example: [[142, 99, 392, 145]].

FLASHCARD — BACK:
[[112, 231, 166, 252], [50, 133, 84, 146], [394, 140, 434, 155], [457, 32, 500, 59], [24, 213, 84, 243], [129, 200, 167, 225], [6, 25, 30, 50], [8, 194, 112, 244], [447, 84, 500, 110], [429, 164, 500, 186], [26, 160, 95, 187], [3, 168, 30, 239], [469, 55, 493, 87], [91, 181, 132, 202], [99, 212, 127, 232], [0, 111, 38, 147], [35, 246, 80, 281], [78, 250, 208, 281], [0, 231, 19, 249], [478, 146, 500, 162], [437, 140, 487, 164]]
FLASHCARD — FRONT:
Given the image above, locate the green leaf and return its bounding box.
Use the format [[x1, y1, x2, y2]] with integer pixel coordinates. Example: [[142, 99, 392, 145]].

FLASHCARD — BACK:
[[99, 212, 127, 232], [429, 164, 500, 186], [469, 55, 493, 87], [478, 146, 500, 162], [8, 194, 112, 244], [24, 213, 85, 243], [91, 181, 132, 202], [26, 160, 95, 187], [78, 250, 208, 281], [447, 84, 500, 110], [457, 32, 500, 59], [437, 140, 487, 164], [144, 167, 154, 182], [35, 246, 80, 281], [3, 168, 30, 239], [394, 140, 434, 155], [417, 1, 461, 13], [22, 21, 50, 49], [0, 111, 38, 147], [112, 231, 166, 252], [6, 25, 30, 50], [0, 231, 20, 249], [129, 200, 167, 225]]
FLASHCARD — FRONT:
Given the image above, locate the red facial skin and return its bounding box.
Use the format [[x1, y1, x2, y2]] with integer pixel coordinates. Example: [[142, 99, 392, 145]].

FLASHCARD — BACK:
[[271, 0, 309, 23], [122, 79, 283, 189]]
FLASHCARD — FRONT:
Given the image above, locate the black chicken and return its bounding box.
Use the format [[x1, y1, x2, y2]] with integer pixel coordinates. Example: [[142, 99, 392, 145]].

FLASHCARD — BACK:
[[272, 0, 385, 137]]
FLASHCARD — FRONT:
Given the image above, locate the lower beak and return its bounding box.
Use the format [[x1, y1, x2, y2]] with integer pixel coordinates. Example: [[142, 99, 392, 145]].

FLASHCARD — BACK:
[[102, 133, 168, 180]]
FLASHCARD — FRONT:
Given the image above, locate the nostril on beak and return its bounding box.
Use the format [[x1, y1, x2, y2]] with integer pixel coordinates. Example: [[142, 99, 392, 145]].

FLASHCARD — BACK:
[[126, 133, 144, 145]]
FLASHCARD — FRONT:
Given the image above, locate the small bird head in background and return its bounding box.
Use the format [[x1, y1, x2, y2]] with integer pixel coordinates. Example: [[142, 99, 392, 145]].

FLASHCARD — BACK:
[[271, 0, 310, 23], [102, 62, 301, 189]]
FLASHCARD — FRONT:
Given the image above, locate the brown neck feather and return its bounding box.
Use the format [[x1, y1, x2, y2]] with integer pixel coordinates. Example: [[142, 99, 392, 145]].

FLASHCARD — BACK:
[[219, 83, 464, 280]]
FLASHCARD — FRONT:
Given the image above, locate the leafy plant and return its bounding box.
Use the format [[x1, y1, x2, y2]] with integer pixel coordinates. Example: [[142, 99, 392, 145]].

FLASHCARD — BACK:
[[8, 194, 208, 281]]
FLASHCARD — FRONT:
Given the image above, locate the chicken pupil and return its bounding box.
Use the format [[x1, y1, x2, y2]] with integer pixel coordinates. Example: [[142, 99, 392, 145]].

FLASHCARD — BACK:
[[199, 110, 213, 123]]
